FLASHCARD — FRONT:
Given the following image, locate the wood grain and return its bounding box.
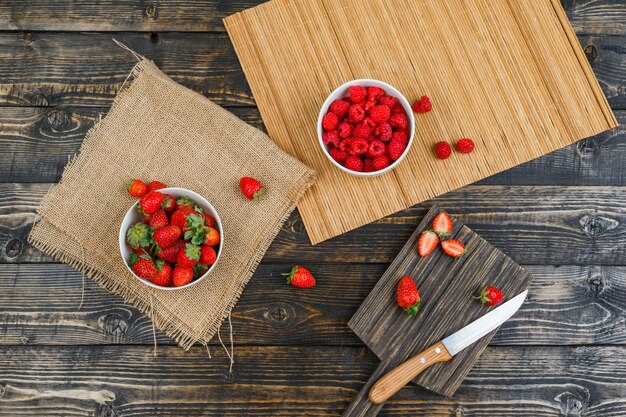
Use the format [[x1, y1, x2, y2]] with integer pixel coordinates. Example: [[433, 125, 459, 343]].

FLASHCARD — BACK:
[[0, 344, 623, 417], [1, 263, 624, 347]]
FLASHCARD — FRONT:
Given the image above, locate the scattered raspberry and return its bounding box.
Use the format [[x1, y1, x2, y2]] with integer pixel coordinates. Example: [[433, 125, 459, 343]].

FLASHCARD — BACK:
[[388, 139, 407, 161], [348, 104, 365, 123], [329, 99, 350, 118], [369, 105, 391, 123], [349, 86, 367, 103], [353, 123, 372, 138], [322, 130, 340, 147], [367, 86, 385, 101], [375, 122, 392, 142], [322, 112, 339, 131], [391, 129, 408, 143], [372, 155, 391, 170], [337, 122, 352, 138], [350, 138, 369, 155], [389, 113, 408, 129], [345, 155, 364, 172], [390, 102, 406, 115], [329, 147, 349, 163], [412, 96, 432, 113], [368, 140, 386, 157], [434, 141, 452, 159], [379, 96, 397, 108], [456, 138, 475, 153]]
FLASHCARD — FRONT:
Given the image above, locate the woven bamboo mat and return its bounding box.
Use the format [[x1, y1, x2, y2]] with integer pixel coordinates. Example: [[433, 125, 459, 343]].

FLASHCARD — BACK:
[[225, 0, 617, 245]]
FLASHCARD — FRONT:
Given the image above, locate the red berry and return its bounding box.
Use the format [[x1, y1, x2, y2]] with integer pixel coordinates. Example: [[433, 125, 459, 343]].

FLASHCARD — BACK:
[[284, 265, 316, 288], [148, 181, 167, 192], [204, 213, 216, 227], [160, 193, 176, 213], [153, 225, 182, 250], [172, 266, 194, 287], [363, 116, 377, 128], [204, 226, 220, 246], [363, 97, 377, 112], [329, 99, 350, 118], [337, 122, 352, 138], [152, 260, 173, 287], [349, 85, 367, 103], [476, 285, 504, 306], [200, 245, 217, 265], [397, 276, 421, 316], [131, 256, 157, 280], [156, 240, 185, 264], [338, 138, 352, 152], [379, 96, 397, 108], [348, 104, 365, 123], [345, 155, 364, 172], [391, 129, 408, 143], [372, 155, 391, 171], [412, 96, 432, 113], [456, 138, 475, 153], [350, 138, 369, 156], [363, 158, 375, 172], [128, 179, 148, 198], [149, 210, 169, 228], [367, 86, 385, 101], [139, 191, 164, 215], [329, 147, 349, 163], [441, 239, 466, 258], [375, 122, 392, 142], [389, 113, 408, 129], [432, 212, 453, 238], [322, 130, 340, 147], [322, 112, 339, 131], [177, 243, 201, 268], [353, 123, 372, 138], [434, 141, 452, 159], [390, 102, 406, 115], [418, 230, 439, 257], [239, 177, 265, 200], [368, 140, 386, 157], [369, 105, 391, 123], [387, 139, 407, 161]]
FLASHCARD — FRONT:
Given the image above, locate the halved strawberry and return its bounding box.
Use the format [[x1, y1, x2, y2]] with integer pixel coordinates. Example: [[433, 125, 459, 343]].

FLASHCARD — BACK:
[[417, 230, 439, 257], [441, 239, 465, 258], [432, 212, 452, 238]]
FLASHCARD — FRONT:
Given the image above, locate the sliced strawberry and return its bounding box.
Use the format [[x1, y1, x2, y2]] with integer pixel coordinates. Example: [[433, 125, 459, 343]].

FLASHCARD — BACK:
[[432, 212, 452, 238], [441, 239, 465, 258], [417, 230, 439, 257]]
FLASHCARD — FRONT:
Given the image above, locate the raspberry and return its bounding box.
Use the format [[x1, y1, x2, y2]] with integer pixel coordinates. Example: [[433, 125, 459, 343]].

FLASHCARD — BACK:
[[379, 96, 397, 108], [329, 99, 350, 118], [353, 123, 372, 138], [322, 112, 339, 131], [390, 102, 406, 115], [363, 158, 375, 172], [348, 104, 365, 123], [345, 155, 364, 172], [363, 117, 377, 128], [323, 130, 340, 147], [364, 97, 377, 112], [372, 155, 391, 171], [387, 139, 407, 161], [368, 140, 386, 157], [337, 122, 352, 138], [338, 138, 353, 152], [350, 137, 369, 155], [367, 86, 385, 101], [389, 113, 408, 129], [412, 96, 432, 113], [434, 141, 452, 159], [369, 105, 391, 123], [329, 147, 349, 163], [375, 122, 392, 142], [456, 138, 475, 153], [349, 86, 367, 103], [391, 129, 408, 143]]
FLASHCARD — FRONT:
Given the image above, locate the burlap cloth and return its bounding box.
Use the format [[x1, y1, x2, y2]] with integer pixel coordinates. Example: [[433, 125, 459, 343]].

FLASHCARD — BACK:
[[29, 58, 315, 350]]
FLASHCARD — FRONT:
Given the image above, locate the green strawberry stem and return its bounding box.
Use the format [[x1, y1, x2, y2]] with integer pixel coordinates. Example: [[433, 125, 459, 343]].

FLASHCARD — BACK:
[[282, 265, 299, 284], [404, 301, 422, 317]]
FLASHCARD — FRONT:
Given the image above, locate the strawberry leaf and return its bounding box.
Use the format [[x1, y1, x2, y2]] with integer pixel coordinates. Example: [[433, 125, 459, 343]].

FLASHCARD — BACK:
[[129, 253, 138, 265]]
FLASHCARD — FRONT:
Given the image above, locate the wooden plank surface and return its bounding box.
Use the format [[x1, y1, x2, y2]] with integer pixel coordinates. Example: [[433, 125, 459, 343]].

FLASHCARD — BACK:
[[0, 344, 623, 417], [1, 263, 623, 347]]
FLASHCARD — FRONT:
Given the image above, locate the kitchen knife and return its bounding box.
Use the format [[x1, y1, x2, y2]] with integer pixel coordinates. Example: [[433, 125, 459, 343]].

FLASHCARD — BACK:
[[368, 290, 528, 404]]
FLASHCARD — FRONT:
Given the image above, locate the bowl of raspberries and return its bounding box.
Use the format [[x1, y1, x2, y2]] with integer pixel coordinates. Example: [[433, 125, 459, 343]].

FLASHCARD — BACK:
[[119, 181, 223, 290], [318, 79, 415, 176]]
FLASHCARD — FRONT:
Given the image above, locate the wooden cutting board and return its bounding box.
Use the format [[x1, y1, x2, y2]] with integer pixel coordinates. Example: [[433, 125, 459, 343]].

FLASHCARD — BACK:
[[348, 205, 533, 398], [224, 0, 617, 245]]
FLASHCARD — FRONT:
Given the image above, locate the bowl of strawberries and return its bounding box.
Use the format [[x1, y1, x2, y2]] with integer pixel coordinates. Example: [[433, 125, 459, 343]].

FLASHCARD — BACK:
[[119, 182, 223, 290], [318, 79, 415, 176]]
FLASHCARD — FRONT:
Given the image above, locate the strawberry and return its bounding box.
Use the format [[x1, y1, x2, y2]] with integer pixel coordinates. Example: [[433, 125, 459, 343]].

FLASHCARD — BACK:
[[412, 96, 432, 113], [432, 212, 453, 238], [434, 141, 452, 159], [204, 227, 220, 246], [397, 276, 421, 317], [161, 193, 176, 213], [176, 196, 195, 209], [156, 239, 185, 263], [204, 213, 216, 228], [172, 266, 194, 287], [200, 245, 217, 265], [475, 285, 504, 306], [170, 207, 197, 230], [240, 177, 265, 200], [126, 223, 152, 249], [441, 239, 465, 258], [128, 179, 148, 198], [456, 138, 475, 154], [153, 225, 182, 250], [387, 139, 407, 161], [148, 181, 167, 192], [129, 254, 157, 280], [283, 265, 316, 288], [177, 243, 200, 267], [138, 191, 164, 215], [152, 260, 173, 287], [149, 210, 169, 228], [418, 230, 439, 257]]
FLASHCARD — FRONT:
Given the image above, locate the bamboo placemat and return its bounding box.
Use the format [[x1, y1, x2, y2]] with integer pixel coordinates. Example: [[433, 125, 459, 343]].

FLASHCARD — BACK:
[[225, 0, 617, 244]]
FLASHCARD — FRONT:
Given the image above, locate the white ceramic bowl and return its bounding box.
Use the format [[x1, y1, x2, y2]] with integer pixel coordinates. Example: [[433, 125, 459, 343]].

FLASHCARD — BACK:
[[317, 79, 415, 177], [119, 187, 223, 291]]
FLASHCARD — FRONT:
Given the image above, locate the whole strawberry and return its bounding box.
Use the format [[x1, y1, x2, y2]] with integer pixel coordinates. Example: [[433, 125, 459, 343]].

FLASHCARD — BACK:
[[397, 276, 421, 316], [149, 210, 169, 229], [152, 260, 173, 287], [200, 245, 217, 265], [148, 181, 167, 192], [128, 179, 148, 198], [204, 213, 216, 227], [204, 227, 220, 246], [156, 239, 185, 263], [177, 243, 201, 267], [161, 194, 176, 213], [176, 196, 195, 209], [126, 223, 152, 249], [284, 265, 316, 288], [130, 254, 157, 280], [139, 191, 164, 215], [239, 177, 265, 200], [173, 266, 194, 287], [475, 285, 504, 306], [412, 96, 432, 113], [170, 207, 198, 230], [153, 225, 182, 250]]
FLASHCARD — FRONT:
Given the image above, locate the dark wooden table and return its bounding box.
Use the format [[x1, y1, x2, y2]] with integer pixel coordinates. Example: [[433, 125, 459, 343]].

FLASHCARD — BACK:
[[1, 1, 625, 416]]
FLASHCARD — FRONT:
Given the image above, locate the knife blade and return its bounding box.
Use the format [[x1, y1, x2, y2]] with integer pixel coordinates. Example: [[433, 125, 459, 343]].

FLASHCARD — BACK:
[[368, 290, 528, 404]]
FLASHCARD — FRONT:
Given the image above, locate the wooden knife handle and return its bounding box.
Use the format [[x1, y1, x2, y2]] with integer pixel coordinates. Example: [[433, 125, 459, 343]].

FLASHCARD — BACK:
[[368, 341, 452, 404]]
